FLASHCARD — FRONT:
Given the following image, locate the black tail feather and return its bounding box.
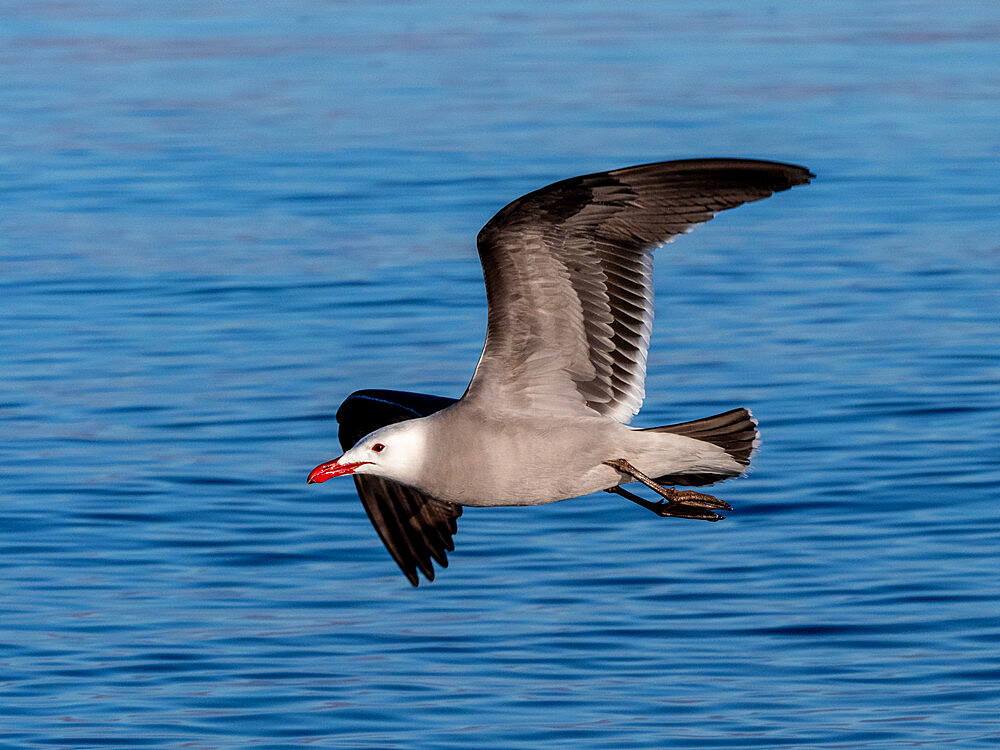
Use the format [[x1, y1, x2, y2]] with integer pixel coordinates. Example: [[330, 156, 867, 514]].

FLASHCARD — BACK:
[[644, 408, 759, 487]]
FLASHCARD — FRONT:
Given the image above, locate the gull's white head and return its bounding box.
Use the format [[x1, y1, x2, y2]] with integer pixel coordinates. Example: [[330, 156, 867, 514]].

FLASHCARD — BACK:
[[307, 418, 429, 488]]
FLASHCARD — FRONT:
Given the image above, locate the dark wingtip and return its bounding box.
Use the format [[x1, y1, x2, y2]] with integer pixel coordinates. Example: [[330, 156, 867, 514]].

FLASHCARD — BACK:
[[786, 163, 815, 186], [710, 158, 814, 190], [684, 157, 815, 191]]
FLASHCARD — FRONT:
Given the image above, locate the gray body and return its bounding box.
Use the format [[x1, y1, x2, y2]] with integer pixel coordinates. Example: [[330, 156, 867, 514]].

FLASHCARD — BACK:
[[415, 401, 741, 507]]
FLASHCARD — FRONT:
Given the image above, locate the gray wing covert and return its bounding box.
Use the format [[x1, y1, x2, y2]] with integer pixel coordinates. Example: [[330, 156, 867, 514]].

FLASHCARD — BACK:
[[467, 158, 814, 423]]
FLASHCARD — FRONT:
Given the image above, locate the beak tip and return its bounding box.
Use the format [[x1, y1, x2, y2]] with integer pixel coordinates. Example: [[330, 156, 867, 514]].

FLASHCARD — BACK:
[[306, 469, 327, 485]]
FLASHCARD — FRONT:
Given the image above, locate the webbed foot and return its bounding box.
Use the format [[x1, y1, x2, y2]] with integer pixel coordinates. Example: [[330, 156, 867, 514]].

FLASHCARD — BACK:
[[602, 458, 732, 521], [604, 485, 726, 522]]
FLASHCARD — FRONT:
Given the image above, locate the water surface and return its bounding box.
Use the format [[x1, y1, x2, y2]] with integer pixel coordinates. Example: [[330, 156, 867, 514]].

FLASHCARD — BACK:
[[2, 2, 1000, 747]]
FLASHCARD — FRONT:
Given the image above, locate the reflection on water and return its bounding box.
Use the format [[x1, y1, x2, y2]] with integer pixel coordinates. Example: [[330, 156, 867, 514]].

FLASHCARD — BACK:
[[2, 1, 999, 747]]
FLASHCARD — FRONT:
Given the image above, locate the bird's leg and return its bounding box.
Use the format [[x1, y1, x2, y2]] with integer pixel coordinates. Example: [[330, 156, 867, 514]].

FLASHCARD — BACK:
[[603, 458, 732, 512], [604, 485, 725, 521]]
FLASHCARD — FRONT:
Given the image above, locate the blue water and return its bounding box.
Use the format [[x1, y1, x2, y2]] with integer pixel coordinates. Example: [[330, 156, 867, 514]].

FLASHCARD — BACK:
[[3, 2, 1000, 747]]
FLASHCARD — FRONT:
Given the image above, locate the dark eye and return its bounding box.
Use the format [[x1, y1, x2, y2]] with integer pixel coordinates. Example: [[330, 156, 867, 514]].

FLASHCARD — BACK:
[[371, 443, 385, 453]]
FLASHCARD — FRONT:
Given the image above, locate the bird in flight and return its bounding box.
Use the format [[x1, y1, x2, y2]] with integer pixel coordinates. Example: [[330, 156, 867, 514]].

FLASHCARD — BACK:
[[309, 158, 813, 585]]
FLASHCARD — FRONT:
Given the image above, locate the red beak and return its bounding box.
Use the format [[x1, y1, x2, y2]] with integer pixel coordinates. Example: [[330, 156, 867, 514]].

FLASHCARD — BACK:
[[307, 458, 372, 484]]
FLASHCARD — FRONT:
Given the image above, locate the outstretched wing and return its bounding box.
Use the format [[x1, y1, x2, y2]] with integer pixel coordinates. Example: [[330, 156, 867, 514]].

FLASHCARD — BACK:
[[336, 389, 460, 586], [466, 159, 813, 422]]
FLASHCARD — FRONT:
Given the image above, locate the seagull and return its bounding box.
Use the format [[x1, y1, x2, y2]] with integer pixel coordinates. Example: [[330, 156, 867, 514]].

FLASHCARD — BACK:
[[308, 158, 813, 585]]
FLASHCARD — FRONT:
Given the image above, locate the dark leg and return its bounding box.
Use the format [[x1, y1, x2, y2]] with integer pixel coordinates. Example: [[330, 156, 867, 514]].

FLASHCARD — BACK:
[[604, 485, 725, 521], [603, 458, 732, 514]]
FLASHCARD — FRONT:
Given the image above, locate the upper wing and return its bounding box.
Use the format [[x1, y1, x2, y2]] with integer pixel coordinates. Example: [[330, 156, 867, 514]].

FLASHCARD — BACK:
[[336, 389, 460, 586], [465, 159, 813, 422]]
